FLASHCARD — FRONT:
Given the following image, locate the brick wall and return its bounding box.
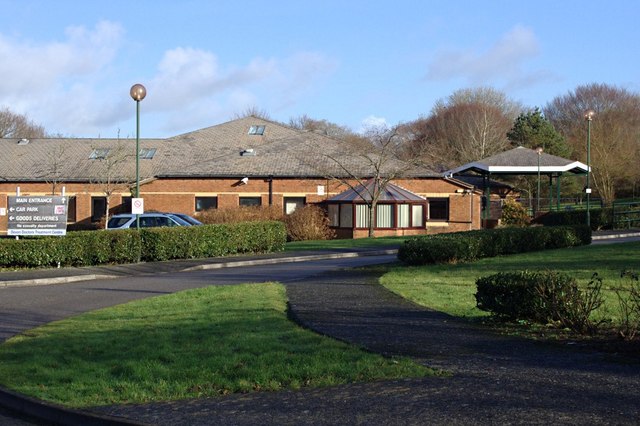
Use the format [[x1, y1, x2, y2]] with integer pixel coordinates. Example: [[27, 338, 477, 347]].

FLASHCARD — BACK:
[[0, 177, 483, 236]]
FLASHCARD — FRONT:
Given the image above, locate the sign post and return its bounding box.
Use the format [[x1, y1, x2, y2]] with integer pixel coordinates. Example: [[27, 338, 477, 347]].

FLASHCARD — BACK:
[[7, 196, 69, 236]]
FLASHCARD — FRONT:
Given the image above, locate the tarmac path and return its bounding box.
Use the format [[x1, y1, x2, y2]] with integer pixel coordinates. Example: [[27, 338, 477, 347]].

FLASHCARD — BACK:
[[93, 268, 640, 425], [1, 239, 639, 425]]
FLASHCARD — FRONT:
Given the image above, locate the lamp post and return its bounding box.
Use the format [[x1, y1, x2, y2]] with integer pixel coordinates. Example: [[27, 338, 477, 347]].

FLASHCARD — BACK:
[[130, 83, 147, 230], [584, 110, 594, 228], [536, 146, 543, 215]]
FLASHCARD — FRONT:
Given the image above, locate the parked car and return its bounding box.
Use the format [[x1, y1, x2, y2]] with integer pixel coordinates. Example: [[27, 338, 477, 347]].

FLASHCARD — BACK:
[[166, 213, 203, 226], [107, 213, 189, 230]]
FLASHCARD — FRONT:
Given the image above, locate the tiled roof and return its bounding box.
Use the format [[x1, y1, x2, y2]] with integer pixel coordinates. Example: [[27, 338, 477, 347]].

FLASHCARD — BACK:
[[328, 180, 426, 202], [0, 116, 439, 182]]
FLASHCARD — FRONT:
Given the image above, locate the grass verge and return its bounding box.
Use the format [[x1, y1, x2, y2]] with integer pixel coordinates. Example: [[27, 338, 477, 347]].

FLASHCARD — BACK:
[[285, 236, 408, 251], [381, 241, 640, 325], [0, 283, 434, 408]]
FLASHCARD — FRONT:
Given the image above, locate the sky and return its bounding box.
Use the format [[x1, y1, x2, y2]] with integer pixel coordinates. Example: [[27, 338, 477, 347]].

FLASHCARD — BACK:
[[0, 0, 637, 139]]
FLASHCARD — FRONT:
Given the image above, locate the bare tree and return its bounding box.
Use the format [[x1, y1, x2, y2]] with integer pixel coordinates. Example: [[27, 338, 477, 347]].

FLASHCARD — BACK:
[[402, 87, 522, 170], [544, 83, 640, 202], [232, 106, 271, 120], [42, 144, 67, 195], [310, 123, 419, 237], [0, 107, 46, 138], [288, 114, 355, 140], [90, 142, 134, 228]]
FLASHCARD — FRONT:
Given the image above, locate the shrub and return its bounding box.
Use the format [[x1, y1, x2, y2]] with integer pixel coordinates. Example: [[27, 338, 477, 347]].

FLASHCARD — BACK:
[[197, 206, 283, 224], [476, 270, 604, 334], [284, 205, 335, 241], [532, 207, 613, 231], [616, 270, 640, 340], [398, 225, 591, 266], [500, 199, 530, 227]]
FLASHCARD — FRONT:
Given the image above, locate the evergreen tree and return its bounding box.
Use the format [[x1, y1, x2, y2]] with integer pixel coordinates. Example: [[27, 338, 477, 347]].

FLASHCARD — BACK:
[[507, 108, 571, 158]]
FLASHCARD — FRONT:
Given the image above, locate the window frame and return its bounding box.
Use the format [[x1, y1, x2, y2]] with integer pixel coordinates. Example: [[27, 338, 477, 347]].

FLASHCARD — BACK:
[[239, 196, 262, 207], [195, 196, 218, 212], [428, 198, 450, 221]]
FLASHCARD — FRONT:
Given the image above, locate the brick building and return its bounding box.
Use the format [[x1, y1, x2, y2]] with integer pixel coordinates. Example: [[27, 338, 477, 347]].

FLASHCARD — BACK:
[[0, 116, 482, 237]]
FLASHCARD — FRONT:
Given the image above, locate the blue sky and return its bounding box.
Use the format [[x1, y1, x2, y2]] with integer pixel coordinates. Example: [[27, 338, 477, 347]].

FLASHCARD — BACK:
[[0, 0, 637, 138]]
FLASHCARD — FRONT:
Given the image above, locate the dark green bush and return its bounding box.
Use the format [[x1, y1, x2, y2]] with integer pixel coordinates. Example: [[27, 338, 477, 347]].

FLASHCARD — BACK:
[[398, 225, 591, 266], [476, 270, 604, 334], [0, 221, 286, 268], [532, 207, 613, 230], [475, 271, 570, 322]]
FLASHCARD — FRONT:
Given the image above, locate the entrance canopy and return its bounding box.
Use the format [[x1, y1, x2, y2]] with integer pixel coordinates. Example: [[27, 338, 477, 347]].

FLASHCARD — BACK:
[[446, 146, 589, 176], [444, 147, 589, 222]]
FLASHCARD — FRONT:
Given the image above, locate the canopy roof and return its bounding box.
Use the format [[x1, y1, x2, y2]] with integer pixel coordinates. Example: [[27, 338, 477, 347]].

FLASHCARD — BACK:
[[328, 180, 426, 203], [445, 146, 589, 176]]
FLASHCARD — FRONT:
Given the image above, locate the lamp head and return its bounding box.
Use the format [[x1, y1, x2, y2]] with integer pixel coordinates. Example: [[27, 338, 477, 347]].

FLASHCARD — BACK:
[[584, 110, 595, 121], [130, 84, 147, 102]]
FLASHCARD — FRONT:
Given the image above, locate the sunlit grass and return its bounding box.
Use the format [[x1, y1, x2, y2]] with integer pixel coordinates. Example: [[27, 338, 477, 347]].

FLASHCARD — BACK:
[[381, 241, 640, 323], [285, 236, 408, 251], [0, 283, 434, 408]]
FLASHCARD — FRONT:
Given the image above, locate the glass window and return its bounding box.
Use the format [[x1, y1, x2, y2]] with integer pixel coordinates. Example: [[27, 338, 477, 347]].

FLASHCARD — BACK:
[[67, 196, 77, 222], [89, 148, 110, 160], [398, 204, 410, 228], [340, 204, 353, 228], [355, 205, 369, 228], [248, 125, 266, 135], [139, 148, 157, 159], [412, 204, 424, 227], [120, 196, 132, 214], [376, 204, 393, 228], [196, 196, 218, 212], [284, 197, 305, 215], [239, 197, 262, 207], [328, 204, 339, 227], [429, 198, 449, 221], [91, 197, 107, 222]]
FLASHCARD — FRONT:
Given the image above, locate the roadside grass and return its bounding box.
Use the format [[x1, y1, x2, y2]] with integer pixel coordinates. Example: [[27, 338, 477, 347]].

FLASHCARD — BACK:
[[0, 283, 434, 408], [285, 236, 408, 251], [380, 241, 640, 324]]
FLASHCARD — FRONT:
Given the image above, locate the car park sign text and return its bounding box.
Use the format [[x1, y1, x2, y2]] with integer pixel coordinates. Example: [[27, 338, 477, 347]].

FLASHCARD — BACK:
[[7, 196, 69, 236]]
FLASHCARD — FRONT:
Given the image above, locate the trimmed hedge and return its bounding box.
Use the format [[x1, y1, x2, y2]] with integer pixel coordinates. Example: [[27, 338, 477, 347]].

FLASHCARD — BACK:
[[532, 207, 613, 231], [397, 225, 591, 266], [475, 270, 577, 322], [0, 221, 286, 269]]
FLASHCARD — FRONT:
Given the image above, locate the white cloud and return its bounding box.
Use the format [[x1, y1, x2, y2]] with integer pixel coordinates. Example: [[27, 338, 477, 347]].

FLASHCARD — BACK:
[[359, 115, 388, 133], [426, 25, 555, 89], [0, 19, 337, 137], [147, 48, 337, 134], [0, 21, 125, 136]]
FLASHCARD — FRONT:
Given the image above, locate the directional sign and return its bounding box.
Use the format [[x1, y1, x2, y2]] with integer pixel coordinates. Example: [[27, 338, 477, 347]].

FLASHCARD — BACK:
[[7, 196, 69, 236]]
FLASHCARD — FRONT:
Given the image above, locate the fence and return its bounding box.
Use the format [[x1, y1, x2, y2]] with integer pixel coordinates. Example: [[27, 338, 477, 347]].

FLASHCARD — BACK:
[[612, 200, 640, 229]]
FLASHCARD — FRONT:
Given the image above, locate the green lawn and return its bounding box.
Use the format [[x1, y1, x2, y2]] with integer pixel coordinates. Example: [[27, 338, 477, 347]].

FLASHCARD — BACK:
[[0, 283, 434, 408], [380, 241, 640, 323], [285, 236, 409, 251]]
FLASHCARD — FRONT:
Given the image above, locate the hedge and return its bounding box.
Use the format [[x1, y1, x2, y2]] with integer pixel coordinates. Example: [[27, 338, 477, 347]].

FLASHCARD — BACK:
[[397, 225, 591, 266], [475, 271, 578, 322], [0, 221, 286, 269], [532, 207, 613, 231]]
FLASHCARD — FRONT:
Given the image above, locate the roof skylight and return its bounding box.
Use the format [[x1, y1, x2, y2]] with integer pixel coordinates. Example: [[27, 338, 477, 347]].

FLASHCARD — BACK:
[[248, 125, 266, 135], [89, 148, 110, 160], [139, 148, 157, 159]]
